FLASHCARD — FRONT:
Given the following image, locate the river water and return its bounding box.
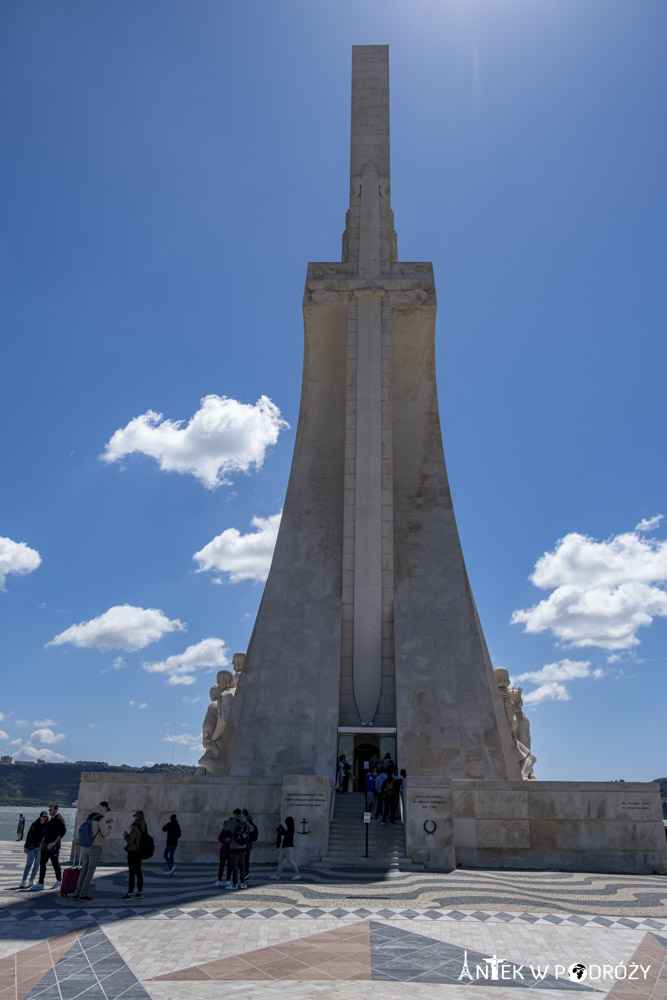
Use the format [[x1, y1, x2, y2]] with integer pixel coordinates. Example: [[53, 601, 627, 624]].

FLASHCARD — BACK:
[[0, 805, 77, 843]]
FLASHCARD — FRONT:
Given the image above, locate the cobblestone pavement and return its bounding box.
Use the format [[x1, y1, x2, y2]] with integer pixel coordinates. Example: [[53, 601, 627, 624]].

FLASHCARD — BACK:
[[2, 842, 666, 998]]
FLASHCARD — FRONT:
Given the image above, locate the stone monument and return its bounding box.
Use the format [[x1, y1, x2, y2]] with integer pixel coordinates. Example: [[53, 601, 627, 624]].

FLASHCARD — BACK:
[[206, 44, 521, 787], [75, 46, 666, 875]]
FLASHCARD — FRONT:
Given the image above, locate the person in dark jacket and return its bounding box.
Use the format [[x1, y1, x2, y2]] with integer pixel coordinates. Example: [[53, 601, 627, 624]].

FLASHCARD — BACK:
[[215, 823, 233, 887], [270, 816, 300, 881], [30, 804, 66, 890], [242, 809, 258, 880], [16, 814, 25, 841], [20, 812, 47, 887], [162, 814, 181, 875], [123, 810, 147, 898]]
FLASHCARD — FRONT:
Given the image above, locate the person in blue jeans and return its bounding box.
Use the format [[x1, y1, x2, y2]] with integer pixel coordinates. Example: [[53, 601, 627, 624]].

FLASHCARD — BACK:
[[162, 814, 181, 875], [20, 812, 47, 887]]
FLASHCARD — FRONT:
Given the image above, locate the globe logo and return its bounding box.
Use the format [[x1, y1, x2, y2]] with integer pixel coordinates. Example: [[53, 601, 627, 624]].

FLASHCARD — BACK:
[[568, 963, 587, 982]]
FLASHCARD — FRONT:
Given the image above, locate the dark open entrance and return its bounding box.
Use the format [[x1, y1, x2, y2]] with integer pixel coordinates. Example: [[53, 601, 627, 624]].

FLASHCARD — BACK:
[[353, 740, 379, 793]]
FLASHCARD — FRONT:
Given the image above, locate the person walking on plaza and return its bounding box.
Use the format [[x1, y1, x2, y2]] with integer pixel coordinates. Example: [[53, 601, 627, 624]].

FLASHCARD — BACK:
[[20, 812, 47, 887], [228, 809, 249, 889], [242, 809, 258, 881], [162, 814, 181, 875], [123, 810, 148, 899], [215, 822, 233, 887], [73, 801, 110, 900], [30, 804, 66, 890], [16, 814, 25, 841], [270, 816, 300, 881]]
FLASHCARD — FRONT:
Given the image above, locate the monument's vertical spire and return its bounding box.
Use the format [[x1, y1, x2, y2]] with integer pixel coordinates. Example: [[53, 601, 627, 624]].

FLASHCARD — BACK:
[[343, 45, 397, 269]]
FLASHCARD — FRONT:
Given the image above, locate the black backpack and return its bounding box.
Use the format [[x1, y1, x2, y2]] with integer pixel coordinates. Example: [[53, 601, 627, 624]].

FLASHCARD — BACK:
[[248, 822, 258, 843], [233, 820, 250, 846], [139, 830, 155, 859]]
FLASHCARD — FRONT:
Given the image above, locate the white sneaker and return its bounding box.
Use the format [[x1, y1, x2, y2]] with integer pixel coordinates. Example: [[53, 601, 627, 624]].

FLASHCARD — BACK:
[[291, 875, 301, 881], [231, 884, 239, 890], [19, 881, 27, 889], [169, 866, 176, 875], [225, 880, 232, 887], [29, 883, 44, 891], [239, 882, 248, 889], [214, 880, 223, 887], [163, 870, 172, 875], [270, 874, 281, 880], [52, 881, 61, 889]]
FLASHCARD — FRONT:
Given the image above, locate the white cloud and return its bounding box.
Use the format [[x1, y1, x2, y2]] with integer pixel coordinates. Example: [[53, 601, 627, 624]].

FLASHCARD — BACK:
[[129, 701, 149, 709], [143, 761, 156, 767], [0, 730, 8, 741], [163, 732, 201, 752], [14, 720, 28, 728], [16, 746, 68, 763], [636, 514, 663, 533], [30, 728, 66, 745], [8, 738, 22, 748], [0, 713, 6, 721], [513, 658, 593, 685], [88, 723, 98, 728], [512, 659, 604, 708], [193, 512, 281, 584], [182, 695, 200, 704], [47, 605, 185, 651], [142, 637, 229, 686], [101, 394, 289, 490], [33, 718, 56, 727], [522, 682, 571, 707], [0, 536, 41, 591], [511, 522, 667, 650]]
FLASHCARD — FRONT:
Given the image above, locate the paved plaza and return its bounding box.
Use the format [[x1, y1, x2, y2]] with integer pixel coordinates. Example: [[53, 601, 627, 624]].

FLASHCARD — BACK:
[[1, 843, 666, 999]]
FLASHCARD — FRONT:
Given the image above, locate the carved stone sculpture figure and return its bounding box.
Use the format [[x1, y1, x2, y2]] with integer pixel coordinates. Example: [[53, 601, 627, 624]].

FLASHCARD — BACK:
[[196, 669, 236, 775], [494, 669, 536, 780], [493, 668, 517, 738]]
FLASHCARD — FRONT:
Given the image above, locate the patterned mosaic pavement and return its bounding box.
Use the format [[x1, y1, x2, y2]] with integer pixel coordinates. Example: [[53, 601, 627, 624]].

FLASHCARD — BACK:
[[2, 842, 667, 998]]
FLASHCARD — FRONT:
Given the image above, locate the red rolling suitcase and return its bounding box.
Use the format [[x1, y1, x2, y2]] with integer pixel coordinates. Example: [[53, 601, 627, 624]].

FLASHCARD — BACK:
[[61, 848, 82, 896]]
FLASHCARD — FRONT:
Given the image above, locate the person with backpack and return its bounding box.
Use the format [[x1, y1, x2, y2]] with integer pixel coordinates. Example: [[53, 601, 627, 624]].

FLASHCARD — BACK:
[[122, 809, 151, 899], [161, 814, 181, 875], [73, 801, 110, 900], [270, 816, 300, 881], [20, 812, 47, 888], [228, 809, 249, 889], [242, 809, 258, 880]]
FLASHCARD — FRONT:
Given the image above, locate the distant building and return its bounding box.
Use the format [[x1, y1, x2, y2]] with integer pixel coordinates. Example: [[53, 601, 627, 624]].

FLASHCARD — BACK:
[[0, 756, 12, 764], [74, 760, 109, 767]]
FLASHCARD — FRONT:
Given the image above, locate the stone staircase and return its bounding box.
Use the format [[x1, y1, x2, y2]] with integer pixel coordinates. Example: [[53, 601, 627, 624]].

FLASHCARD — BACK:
[[316, 792, 422, 872]]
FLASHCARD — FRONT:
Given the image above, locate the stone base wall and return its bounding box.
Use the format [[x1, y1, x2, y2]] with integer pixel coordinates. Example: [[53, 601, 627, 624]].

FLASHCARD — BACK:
[[74, 772, 330, 866], [450, 780, 667, 875]]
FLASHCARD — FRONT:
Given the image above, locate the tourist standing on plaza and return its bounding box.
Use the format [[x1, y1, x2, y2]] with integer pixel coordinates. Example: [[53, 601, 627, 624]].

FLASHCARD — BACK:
[[228, 809, 249, 888], [271, 816, 300, 881], [162, 814, 181, 875], [73, 801, 110, 900], [242, 809, 258, 880], [215, 822, 232, 887], [30, 803, 66, 890], [123, 810, 148, 898], [20, 812, 47, 887], [16, 814, 25, 841]]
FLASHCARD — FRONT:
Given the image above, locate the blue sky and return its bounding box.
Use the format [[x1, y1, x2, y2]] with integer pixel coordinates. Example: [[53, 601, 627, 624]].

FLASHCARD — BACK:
[[1, 0, 665, 781]]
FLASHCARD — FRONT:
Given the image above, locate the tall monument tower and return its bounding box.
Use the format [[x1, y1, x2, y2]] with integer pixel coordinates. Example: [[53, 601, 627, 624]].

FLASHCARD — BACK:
[[215, 46, 521, 783]]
